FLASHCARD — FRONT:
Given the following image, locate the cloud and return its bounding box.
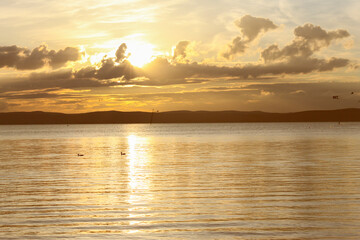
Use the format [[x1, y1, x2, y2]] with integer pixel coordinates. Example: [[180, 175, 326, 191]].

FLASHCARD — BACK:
[[261, 23, 350, 63], [0, 24, 353, 96], [0, 45, 82, 70], [0, 54, 351, 94], [221, 37, 247, 60], [141, 55, 349, 84], [0, 69, 102, 94], [75, 57, 142, 81], [172, 41, 190, 62], [235, 15, 278, 42], [257, 23, 351, 78], [222, 15, 278, 59], [294, 24, 349, 43], [0, 47, 144, 94], [115, 43, 128, 63], [74, 43, 143, 81], [48, 47, 82, 68], [3, 80, 360, 113], [242, 81, 360, 111], [0, 100, 9, 111]]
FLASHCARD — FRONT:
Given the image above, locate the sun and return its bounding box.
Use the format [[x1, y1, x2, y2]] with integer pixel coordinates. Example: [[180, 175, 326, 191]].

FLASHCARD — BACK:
[[126, 41, 156, 67], [90, 39, 158, 68]]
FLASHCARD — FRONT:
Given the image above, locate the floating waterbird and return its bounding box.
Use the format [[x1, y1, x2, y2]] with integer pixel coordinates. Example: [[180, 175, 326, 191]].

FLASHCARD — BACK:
[[121, 152, 126, 155], [77, 153, 84, 156], [333, 96, 339, 99]]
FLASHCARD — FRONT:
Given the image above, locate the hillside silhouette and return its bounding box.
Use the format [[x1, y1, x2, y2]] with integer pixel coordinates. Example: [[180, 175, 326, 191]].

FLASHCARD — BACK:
[[1, 108, 360, 124]]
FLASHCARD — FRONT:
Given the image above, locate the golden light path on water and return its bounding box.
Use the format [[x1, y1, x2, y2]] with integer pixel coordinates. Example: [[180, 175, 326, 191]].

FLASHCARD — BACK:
[[126, 134, 151, 233], [1, 123, 360, 239]]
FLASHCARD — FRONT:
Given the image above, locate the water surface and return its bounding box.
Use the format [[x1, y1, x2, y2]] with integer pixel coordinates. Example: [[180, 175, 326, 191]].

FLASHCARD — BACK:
[[1, 123, 360, 239]]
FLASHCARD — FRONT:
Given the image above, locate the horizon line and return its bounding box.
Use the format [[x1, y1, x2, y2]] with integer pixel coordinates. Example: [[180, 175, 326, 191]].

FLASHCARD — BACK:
[[2, 107, 360, 115]]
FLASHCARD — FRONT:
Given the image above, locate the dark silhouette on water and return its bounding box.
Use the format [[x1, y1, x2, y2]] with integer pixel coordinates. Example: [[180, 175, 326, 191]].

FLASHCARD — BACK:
[[77, 154, 84, 156], [1, 108, 360, 124], [121, 152, 126, 156]]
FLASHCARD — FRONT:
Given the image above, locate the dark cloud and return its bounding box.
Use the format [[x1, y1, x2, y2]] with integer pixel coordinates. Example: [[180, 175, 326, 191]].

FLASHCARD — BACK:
[[115, 43, 128, 63], [0, 46, 18, 68], [172, 41, 190, 62], [0, 69, 103, 93], [141, 56, 349, 84], [294, 24, 349, 43], [15, 45, 49, 70], [257, 24, 351, 79], [75, 57, 142, 81], [2, 92, 69, 100], [235, 15, 278, 42], [0, 48, 144, 94], [221, 37, 247, 59], [0, 45, 82, 70], [48, 47, 82, 68], [0, 54, 351, 94], [222, 15, 278, 59], [261, 24, 350, 63]]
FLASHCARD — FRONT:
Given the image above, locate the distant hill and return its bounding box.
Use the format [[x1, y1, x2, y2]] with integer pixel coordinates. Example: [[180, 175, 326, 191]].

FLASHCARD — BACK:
[[1, 108, 360, 124]]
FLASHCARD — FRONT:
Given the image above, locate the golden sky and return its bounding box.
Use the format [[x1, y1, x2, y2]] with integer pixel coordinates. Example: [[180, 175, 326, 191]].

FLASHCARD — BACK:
[[0, 0, 359, 113]]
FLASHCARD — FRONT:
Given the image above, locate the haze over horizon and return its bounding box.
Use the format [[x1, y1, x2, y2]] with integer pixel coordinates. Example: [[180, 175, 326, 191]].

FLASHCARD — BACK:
[[1, 0, 360, 113]]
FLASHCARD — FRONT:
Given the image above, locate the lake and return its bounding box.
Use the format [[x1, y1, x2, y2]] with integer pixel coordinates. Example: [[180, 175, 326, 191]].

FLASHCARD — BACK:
[[1, 122, 360, 239]]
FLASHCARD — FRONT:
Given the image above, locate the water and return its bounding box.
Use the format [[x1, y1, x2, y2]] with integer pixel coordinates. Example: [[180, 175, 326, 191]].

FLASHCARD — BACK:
[[1, 122, 360, 239]]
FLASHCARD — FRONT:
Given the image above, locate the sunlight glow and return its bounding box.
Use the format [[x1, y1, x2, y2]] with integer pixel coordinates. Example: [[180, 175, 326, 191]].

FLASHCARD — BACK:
[[89, 52, 107, 65], [89, 38, 158, 68], [126, 41, 156, 67]]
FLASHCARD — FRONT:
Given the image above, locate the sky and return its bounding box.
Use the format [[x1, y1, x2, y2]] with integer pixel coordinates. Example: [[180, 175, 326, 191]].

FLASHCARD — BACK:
[[0, 0, 359, 113]]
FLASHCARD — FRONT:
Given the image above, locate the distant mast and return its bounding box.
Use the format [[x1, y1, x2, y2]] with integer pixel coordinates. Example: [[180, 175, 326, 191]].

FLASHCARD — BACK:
[[150, 109, 159, 124], [150, 109, 154, 124]]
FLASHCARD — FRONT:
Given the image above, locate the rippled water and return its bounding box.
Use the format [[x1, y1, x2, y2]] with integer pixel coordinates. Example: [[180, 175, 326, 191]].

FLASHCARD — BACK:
[[1, 123, 360, 239]]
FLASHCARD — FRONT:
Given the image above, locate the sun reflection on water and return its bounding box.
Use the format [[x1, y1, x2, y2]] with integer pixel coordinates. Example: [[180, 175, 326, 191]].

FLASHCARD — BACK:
[[126, 134, 152, 233]]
